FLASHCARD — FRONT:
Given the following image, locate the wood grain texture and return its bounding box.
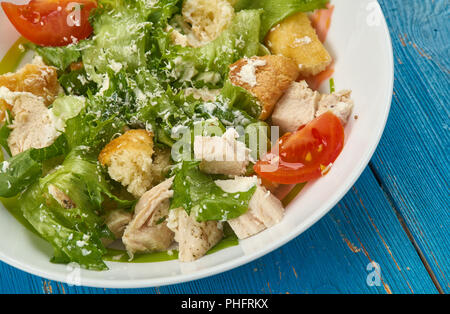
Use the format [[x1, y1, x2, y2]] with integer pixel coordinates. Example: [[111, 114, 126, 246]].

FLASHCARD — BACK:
[[0, 169, 438, 294], [372, 0, 449, 293], [0, 0, 447, 294]]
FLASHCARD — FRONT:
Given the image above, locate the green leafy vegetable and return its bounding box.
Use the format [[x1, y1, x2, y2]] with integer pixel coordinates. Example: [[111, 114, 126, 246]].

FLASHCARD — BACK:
[[170, 162, 256, 222], [0, 111, 12, 156], [160, 9, 262, 88], [33, 44, 83, 71], [220, 79, 262, 119], [18, 148, 134, 270], [82, 3, 152, 84], [234, 0, 329, 39], [0, 136, 69, 198]]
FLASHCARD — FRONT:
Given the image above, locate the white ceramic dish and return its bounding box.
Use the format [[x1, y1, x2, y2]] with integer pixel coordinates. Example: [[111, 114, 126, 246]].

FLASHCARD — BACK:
[[0, 0, 393, 288]]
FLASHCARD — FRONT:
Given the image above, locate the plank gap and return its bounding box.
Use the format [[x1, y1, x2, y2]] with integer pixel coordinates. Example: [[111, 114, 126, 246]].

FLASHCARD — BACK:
[[368, 162, 444, 294]]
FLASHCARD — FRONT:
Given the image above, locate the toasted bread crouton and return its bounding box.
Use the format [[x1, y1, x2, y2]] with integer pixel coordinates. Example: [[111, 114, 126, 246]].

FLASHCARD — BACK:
[[122, 178, 175, 256], [227, 180, 284, 239], [0, 99, 11, 122], [316, 90, 354, 125], [194, 128, 249, 176], [265, 12, 332, 77], [182, 0, 235, 45], [167, 208, 223, 262], [0, 57, 61, 106], [99, 130, 154, 198], [229, 55, 300, 120], [3, 87, 59, 156], [271, 81, 320, 134]]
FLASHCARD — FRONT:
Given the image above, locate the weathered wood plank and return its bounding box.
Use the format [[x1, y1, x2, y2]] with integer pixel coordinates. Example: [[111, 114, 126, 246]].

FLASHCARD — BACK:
[[373, 0, 449, 292], [0, 169, 437, 293]]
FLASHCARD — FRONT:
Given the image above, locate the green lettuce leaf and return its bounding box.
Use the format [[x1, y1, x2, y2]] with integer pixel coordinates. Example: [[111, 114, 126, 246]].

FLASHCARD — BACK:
[[0, 136, 69, 198], [220, 79, 262, 119], [18, 148, 134, 270], [82, 3, 152, 83], [33, 43, 83, 71], [234, 0, 329, 39], [160, 9, 262, 88], [170, 162, 256, 221], [20, 184, 109, 270]]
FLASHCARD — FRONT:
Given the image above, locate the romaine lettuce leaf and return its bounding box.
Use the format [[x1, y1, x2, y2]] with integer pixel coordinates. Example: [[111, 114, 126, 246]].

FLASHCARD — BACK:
[[33, 43, 83, 71], [18, 148, 135, 270], [82, 3, 152, 84], [220, 79, 262, 119], [170, 161, 256, 221], [0, 111, 12, 156], [234, 0, 329, 39], [0, 136, 69, 198], [160, 9, 262, 88], [20, 184, 109, 270]]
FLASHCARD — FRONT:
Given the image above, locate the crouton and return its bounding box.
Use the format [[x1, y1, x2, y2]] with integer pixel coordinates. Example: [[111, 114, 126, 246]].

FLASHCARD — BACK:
[[271, 81, 320, 134], [0, 57, 61, 106], [3, 87, 59, 156], [194, 128, 249, 176], [229, 55, 300, 120], [182, 0, 235, 45], [265, 12, 332, 77], [122, 178, 175, 256], [227, 180, 285, 239], [167, 208, 223, 262], [0, 99, 11, 122], [316, 90, 354, 125], [99, 130, 154, 198], [105, 209, 133, 239]]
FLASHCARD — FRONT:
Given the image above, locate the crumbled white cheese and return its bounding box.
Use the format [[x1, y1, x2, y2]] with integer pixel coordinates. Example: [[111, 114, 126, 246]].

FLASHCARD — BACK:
[[291, 36, 312, 48], [236, 58, 266, 87], [109, 60, 123, 74], [214, 176, 258, 194], [1, 161, 9, 173]]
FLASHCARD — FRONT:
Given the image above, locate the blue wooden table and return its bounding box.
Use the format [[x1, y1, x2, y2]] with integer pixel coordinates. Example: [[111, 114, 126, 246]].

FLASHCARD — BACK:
[[0, 0, 448, 294]]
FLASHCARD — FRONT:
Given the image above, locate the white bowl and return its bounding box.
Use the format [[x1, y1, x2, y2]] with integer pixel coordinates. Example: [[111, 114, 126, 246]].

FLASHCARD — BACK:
[[0, 0, 393, 288]]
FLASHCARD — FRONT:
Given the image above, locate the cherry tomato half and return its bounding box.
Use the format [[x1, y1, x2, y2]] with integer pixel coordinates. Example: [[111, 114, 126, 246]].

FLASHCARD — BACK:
[[2, 0, 97, 47], [254, 112, 345, 184]]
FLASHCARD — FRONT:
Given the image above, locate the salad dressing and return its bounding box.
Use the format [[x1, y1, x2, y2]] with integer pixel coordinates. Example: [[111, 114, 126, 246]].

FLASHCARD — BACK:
[[0, 37, 28, 75]]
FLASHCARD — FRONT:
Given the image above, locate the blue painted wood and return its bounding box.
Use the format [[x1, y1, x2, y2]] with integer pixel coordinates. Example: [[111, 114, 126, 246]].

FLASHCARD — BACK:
[[372, 0, 450, 293], [0, 169, 438, 294], [0, 0, 447, 294]]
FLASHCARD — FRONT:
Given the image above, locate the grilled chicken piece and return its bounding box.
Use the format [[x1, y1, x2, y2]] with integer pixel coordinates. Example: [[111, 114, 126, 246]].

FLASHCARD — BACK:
[[228, 182, 284, 239], [3, 89, 59, 156], [194, 128, 249, 176], [316, 89, 354, 125], [122, 178, 175, 257], [48, 184, 76, 209], [271, 81, 320, 134], [167, 208, 223, 262], [105, 209, 133, 239]]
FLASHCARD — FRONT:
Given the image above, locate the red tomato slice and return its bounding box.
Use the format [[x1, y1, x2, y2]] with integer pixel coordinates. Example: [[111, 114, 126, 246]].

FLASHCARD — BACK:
[[254, 112, 345, 184], [1, 0, 97, 47]]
